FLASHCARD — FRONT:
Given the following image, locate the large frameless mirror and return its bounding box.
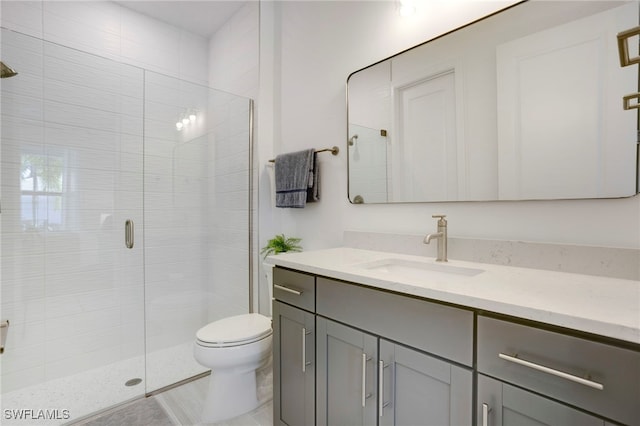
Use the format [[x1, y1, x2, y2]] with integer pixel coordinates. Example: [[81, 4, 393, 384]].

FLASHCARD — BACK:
[[347, 1, 640, 203]]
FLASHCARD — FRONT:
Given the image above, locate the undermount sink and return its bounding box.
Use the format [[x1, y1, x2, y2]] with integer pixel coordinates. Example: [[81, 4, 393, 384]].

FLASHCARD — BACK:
[[356, 258, 484, 279]]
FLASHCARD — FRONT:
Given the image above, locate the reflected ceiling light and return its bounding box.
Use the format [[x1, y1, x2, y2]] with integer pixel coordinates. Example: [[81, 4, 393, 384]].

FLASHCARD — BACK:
[[397, 0, 416, 17], [175, 109, 199, 131]]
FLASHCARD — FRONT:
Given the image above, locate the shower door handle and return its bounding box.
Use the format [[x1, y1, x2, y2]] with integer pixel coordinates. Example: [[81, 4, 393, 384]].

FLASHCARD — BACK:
[[125, 220, 134, 249], [1, 320, 9, 354]]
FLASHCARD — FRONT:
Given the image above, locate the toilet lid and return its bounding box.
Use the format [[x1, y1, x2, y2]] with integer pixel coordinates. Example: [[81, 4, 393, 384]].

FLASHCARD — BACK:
[[196, 313, 272, 345]]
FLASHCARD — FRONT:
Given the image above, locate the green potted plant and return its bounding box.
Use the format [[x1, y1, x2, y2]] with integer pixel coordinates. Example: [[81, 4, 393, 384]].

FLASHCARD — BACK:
[[261, 234, 303, 258]]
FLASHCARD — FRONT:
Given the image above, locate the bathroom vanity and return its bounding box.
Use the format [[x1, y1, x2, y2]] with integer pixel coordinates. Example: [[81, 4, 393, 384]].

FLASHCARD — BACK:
[[270, 248, 640, 426]]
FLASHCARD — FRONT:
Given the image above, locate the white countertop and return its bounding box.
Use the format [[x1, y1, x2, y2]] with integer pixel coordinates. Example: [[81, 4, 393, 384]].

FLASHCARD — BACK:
[[268, 247, 640, 345]]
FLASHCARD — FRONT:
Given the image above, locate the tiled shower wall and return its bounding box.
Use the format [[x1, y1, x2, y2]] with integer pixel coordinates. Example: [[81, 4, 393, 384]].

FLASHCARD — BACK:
[[1, 0, 254, 396], [0, 1, 209, 84], [1, 28, 147, 393], [143, 72, 251, 391]]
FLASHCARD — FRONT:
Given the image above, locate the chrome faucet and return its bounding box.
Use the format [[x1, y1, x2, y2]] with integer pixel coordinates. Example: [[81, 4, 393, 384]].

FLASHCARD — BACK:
[[424, 215, 448, 262]]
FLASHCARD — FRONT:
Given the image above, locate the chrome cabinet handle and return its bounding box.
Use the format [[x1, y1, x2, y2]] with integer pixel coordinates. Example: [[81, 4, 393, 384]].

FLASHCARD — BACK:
[[378, 360, 391, 417], [361, 354, 372, 407], [302, 328, 312, 373], [482, 403, 489, 426], [498, 353, 604, 390], [274, 284, 303, 296], [125, 220, 134, 249]]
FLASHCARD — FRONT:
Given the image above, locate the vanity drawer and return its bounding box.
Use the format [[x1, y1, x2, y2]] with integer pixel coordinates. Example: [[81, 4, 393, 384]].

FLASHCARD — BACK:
[[273, 267, 315, 312], [477, 315, 640, 426], [316, 277, 473, 366]]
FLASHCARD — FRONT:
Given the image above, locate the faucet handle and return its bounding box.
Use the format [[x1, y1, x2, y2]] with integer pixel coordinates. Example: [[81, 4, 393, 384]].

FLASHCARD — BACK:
[[432, 214, 447, 225]]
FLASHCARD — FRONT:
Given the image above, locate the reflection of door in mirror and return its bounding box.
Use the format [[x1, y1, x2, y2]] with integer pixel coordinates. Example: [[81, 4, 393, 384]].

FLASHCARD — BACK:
[[497, 3, 637, 200], [393, 69, 459, 201]]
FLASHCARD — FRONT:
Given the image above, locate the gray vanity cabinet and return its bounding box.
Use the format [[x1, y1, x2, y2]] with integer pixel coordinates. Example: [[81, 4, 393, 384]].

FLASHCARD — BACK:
[[316, 276, 474, 426], [477, 315, 640, 426], [272, 268, 316, 426], [378, 339, 473, 426], [316, 317, 378, 426], [315, 318, 472, 426], [477, 374, 609, 426], [273, 301, 315, 426], [273, 266, 640, 426]]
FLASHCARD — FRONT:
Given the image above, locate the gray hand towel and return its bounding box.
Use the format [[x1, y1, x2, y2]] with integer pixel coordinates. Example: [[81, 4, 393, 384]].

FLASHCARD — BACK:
[[275, 148, 315, 208]]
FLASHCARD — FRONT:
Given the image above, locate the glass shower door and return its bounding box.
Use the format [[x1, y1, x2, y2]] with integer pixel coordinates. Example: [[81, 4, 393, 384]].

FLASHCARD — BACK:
[[1, 29, 146, 423], [143, 71, 252, 393]]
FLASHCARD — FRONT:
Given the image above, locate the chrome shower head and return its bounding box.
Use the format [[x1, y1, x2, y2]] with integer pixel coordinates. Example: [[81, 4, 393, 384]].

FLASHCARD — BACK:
[[1, 61, 18, 78]]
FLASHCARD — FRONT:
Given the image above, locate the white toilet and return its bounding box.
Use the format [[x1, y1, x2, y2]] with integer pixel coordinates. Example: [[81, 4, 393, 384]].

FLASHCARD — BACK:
[[193, 262, 274, 423]]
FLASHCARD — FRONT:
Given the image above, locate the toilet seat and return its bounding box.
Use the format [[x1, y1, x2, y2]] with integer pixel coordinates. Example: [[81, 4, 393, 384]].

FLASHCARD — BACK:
[[196, 313, 272, 348]]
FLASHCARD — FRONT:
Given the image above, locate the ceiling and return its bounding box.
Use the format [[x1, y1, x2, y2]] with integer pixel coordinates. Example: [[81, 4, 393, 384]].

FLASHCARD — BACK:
[[114, 1, 248, 38]]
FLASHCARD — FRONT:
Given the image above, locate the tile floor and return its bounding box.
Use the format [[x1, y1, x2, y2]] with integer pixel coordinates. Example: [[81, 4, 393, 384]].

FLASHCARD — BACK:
[[75, 359, 273, 426], [155, 365, 272, 426], [1, 343, 272, 426], [0, 342, 204, 426]]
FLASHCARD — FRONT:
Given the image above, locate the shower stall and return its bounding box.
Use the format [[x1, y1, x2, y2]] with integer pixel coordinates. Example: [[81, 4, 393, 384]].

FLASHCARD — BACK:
[[0, 27, 253, 423]]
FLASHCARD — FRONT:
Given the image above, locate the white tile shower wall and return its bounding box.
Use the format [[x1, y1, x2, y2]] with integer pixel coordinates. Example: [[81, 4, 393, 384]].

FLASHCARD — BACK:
[[143, 73, 211, 391], [0, 1, 257, 391], [1, 0, 249, 397], [1, 29, 145, 393], [1, 0, 209, 85], [0, 1, 44, 37], [207, 94, 251, 322]]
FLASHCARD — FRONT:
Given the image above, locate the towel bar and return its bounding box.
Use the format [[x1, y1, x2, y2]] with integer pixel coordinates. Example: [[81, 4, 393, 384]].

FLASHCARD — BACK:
[[269, 146, 339, 163]]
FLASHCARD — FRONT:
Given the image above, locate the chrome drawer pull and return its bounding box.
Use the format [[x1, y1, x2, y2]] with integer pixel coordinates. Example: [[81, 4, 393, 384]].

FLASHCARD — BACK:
[[498, 353, 604, 390], [482, 403, 489, 426], [361, 353, 372, 407], [274, 284, 303, 296], [378, 360, 390, 417], [302, 328, 312, 373]]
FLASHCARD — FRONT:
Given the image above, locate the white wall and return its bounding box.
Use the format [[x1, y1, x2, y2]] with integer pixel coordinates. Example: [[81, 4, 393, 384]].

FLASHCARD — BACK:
[[0, 1, 209, 84], [259, 0, 640, 254]]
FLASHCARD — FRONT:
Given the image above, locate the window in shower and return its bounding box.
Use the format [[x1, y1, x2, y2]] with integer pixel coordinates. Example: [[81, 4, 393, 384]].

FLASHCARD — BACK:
[[20, 152, 65, 231]]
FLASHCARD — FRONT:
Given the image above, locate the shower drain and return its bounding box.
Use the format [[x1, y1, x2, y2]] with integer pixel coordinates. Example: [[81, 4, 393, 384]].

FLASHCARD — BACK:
[[125, 378, 143, 387]]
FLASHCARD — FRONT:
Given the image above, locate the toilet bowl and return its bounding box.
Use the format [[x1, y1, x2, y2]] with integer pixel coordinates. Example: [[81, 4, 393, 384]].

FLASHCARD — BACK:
[[193, 262, 275, 423], [194, 313, 272, 422]]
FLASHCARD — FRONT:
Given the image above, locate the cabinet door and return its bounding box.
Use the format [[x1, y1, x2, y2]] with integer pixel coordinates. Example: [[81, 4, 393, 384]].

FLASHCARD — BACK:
[[273, 301, 315, 426], [379, 339, 472, 426], [316, 317, 378, 426], [477, 374, 606, 426]]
